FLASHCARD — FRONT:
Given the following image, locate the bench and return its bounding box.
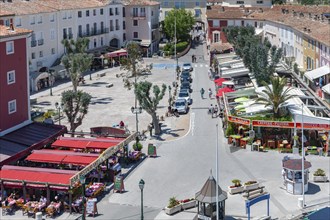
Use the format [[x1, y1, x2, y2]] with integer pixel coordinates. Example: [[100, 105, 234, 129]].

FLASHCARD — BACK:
[[97, 72, 106, 77]]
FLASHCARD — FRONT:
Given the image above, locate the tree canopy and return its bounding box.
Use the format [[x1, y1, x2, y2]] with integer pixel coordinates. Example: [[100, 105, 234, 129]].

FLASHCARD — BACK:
[[61, 38, 93, 92], [254, 76, 297, 118], [163, 9, 195, 42], [61, 90, 92, 135], [135, 81, 166, 135]]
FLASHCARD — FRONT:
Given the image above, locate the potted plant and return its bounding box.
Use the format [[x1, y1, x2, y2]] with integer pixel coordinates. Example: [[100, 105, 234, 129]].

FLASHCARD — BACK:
[[180, 198, 196, 210], [133, 141, 143, 151], [313, 168, 328, 182], [228, 179, 244, 194], [164, 197, 181, 215], [244, 180, 259, 191]]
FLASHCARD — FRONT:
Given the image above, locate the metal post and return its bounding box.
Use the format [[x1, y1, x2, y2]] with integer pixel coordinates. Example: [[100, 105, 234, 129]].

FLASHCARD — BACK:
[[301, 104, 305, 207], [82, 182, 86, 220], [58, 108, 61, 125], [134, 73, 139, 146], [49, 73, 53, 96], [141, 188, 144, 220], [216, 124, 219, 220], [174, 15, 177, 82]]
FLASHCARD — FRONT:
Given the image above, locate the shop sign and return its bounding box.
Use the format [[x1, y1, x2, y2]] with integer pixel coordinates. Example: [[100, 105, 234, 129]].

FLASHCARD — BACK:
[[228, 116, 250, 125], [296, 123, 330, 130], [252, 120, 294, 128]]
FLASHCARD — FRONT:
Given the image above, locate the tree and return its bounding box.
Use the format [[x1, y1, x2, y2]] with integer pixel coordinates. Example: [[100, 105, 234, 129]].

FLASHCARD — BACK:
[[119, 42, 145, 89], [61, 90, 92, 135], [135, 81, 166, 135], [61, 38, 93, 92], [254, 76, 297, 118], [163, 9, 195, 42]]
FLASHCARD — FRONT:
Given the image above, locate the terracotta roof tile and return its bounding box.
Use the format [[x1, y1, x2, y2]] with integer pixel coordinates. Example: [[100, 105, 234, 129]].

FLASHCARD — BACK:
[[36, 0, 106, 10], [123, 0, 160, 6], [0, 9, 15, 17], [0, 25, 32, 38], [206, 5, 330, 46], [0, 0, 57, 15]]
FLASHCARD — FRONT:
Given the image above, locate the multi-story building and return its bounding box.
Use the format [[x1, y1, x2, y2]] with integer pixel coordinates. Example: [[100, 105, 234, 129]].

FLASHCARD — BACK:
[[157, 0, 207, 22], [0, 22, 32, 135], [123, 0, 161, 56], [221, 0, 272, 7]]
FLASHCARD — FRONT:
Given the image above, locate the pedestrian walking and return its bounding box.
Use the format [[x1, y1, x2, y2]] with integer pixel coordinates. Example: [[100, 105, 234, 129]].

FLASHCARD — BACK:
[[208, 104, 213, 115], [194, 56, 197, 63], [214, 105, 219, 117], [200, 88, 205, 99], [192, 55, 195, 63], [148, 123, 153, 137], [208, 88, 213, 99]]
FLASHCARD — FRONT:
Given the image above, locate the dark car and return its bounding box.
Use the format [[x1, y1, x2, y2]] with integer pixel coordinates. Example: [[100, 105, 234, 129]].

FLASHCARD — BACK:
[[180, 74, 192, 83], [180, 81, 192, 93]]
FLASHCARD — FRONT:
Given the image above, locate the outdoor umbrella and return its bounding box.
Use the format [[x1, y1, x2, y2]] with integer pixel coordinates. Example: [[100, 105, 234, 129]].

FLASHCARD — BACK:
[[234, 97, 249, 103], [214, 78, 228, 86], [216, 87, 234, 97]]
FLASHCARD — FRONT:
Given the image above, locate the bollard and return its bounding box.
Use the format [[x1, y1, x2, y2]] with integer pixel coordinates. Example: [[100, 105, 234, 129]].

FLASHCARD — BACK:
[[298, 198, 304, 208]]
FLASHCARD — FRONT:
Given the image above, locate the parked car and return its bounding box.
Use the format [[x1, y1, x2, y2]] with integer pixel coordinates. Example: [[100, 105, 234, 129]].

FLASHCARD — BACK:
[[177, 90, 191, 105], [182, 63, 193, 72], [180, 74, 192, 83], [180, 81, 192, 93], [173, 99, 189, 114]]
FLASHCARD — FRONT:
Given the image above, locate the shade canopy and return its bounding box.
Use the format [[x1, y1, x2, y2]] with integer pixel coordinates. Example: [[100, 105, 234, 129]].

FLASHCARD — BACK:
[[304, 65, 329, 81], [322, 83, 330, 95], [283, 159, 312, 171], [195, 174, 227, 203], [214, 78, 228, 86], [105, 49, 128, 58], [234, 97, 249, 103], [216, 87, 235, 97], [52, 137, 124, 150]]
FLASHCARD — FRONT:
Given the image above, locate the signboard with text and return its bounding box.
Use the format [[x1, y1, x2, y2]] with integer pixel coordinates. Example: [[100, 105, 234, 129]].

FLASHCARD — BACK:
[[228, 116, 250, 125], [252, 120, 330, 131]]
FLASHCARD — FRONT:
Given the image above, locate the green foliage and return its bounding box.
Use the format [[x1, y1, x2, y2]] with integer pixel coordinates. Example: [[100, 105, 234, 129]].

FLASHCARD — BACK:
[[133, 141, 143, 151], [231, 179, 242, 187], [224, 26, 283, 85], [163, 41, 189, 55], [168, 197, 180, 208], [61, 38, 93, 92], [254, 76, 297, 118], [272, 0, 285, 4], [226, 122, 235, 136], [163, 9, 195, 42], [135, 81, 166, 135], [314, 169, 326, 176], [244, 181, 257, 185], [244, 114, 292, 121], [176, 41, 189, 52], [61, 90, 92, 134]]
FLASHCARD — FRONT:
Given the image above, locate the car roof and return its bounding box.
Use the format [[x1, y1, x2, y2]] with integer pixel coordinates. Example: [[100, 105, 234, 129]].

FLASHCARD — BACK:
[[175, 99, 186, 103]]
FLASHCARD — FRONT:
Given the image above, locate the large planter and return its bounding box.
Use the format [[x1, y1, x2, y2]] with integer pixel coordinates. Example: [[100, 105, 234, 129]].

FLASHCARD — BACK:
[[164, 204, 182, 215], [181, 200, 196, 210], [228, 186, 244, 194], [292, 147, 299, 154], [313, 176, 328, 182], [244, 182, 259, 191]]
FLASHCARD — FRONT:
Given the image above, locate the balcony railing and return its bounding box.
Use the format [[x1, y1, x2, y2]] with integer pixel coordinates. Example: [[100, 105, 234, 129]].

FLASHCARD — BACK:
[[152, 23, 159, 29], [132, 13, 146, 18], [37, 39, 44, 46], [115, 25, 120, 30], [31, 40, 37, 47], [78, 28, 109, 37]]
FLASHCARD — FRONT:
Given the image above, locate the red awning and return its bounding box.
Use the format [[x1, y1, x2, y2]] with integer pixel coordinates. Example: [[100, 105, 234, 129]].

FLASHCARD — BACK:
[[214, 78, 228, 86], [0, 167, 75, 186], [52, 137, 123, 150], [105, 49, 128, 58], [216, 87, 235, 97]]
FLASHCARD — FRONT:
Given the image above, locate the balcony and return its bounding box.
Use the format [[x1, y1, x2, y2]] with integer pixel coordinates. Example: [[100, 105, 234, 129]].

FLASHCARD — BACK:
[[132, 13, 146, 19], [115, 25, 120, 30], [152, 23, 159, 29], [31, 40, 37, 47], [37, 39, 44, 46], [78, 28, 109, 37]]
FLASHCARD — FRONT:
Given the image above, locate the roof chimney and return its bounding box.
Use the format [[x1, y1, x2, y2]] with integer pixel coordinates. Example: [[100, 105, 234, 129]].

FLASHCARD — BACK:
[[258, 8, 263, 13], [303, 27, 307, 32], [307, 28, 311, 33]]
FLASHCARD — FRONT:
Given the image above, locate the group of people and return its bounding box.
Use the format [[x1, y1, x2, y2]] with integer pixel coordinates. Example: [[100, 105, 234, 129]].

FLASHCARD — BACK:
[[208, 104, 221, 118], [200, 88, 213, 99]]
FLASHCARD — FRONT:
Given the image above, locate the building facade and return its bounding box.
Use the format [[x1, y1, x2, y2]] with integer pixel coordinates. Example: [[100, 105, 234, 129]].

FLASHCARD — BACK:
[[0, 23, 32, 136]]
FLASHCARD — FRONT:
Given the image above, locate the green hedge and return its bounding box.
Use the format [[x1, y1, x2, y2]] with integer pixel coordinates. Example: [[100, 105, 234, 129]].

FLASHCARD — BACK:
[[163, 41, 189, 55]]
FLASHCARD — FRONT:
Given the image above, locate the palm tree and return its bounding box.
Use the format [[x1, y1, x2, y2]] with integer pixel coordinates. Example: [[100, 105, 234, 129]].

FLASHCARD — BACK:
[[254, 76, 297, 118]]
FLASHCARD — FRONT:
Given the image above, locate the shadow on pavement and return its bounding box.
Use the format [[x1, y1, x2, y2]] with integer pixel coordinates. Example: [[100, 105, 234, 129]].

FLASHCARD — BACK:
[[90, 97, 113, 105], [305, 183, 321, 194], [35, 101, 52, 106]]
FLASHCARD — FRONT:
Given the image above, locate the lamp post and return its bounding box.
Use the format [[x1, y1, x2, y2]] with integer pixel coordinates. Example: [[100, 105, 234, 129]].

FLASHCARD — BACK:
[[49, 72, 53, 96], [174, 15, 178, 82], [80, 175, 86, 220], [139, 179, 145, 220], [131, 106, 143, 147], [301, 104, 305, 207], [55, 102, 64, 125], [168, 85, 172, 106]]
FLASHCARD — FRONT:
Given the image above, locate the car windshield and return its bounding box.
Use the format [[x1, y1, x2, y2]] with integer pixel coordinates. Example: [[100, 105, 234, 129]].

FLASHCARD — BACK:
[[183, 64, 191, 67], [181, 72, 190, 77], [179, 92, 188, 97], [175, 101, 185, 107]]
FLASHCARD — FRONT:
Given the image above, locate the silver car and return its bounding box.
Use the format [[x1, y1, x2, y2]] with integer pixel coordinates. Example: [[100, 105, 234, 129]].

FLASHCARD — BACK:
[[174, 99, 188, 114], [182, 63, 193, 72], [177, 90, 191, 105]]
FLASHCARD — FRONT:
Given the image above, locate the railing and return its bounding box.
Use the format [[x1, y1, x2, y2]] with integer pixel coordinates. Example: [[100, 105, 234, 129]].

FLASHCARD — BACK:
[[37, 39, 44, 46], [78, 29, 109, 37], [132, 13, 146, 18], [31, 40, 37, 47]]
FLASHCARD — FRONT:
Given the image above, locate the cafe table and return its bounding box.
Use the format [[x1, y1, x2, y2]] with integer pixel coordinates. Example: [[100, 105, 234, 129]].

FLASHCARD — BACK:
[[267, 140, 276, 149], [230, 135, 242, 147], [240, 137, 250, 148]]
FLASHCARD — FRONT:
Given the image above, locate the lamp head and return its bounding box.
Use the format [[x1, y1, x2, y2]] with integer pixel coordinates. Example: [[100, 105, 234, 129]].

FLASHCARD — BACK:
[[131, 106, 134, 113], [139, 179, 145, 190]]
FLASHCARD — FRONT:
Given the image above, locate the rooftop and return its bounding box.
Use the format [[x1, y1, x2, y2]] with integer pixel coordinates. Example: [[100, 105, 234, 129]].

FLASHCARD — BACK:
[[123, 0, 160, 6], [0, 9, 15, 17], [0, 25, 32, 38]]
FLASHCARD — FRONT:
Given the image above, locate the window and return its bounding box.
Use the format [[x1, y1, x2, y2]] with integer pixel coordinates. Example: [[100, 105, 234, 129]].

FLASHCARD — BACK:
[[50, 29, 55, 40], [100, 8, 103, 15], [5, 19, 9, 26], [175, 2, 180, 8], [115, 19, 119, 30], [213, 20, 219, 27], [123, 33, 126, 41], [164, 1, 169, 7], [50, 14, 55, 22], [195, 9, 201, 17], [63, 12, 67, 20], [213, 33, 220, 43], [115, 7, 119, 15], [38, 15, 42, 24], [7, 70, 15, 84], [110, 8, 113, 16], [6, 41, 14, 54], [78, 25, 82, 37], [86, 24, 90, 35], [133, 20, 138, 26], [86, 10, 89, 17], [15, 18, 22, 26], [30, 16, 35, 25], [51, 48, 56, 55], [78, 11, 82, 18], [196, 1, 200, 6], [133, 32, 138, 38], [133, 8, 138, 17], [256, 0, 263, 3], [236, 1, 244, 4], [122, 8, 125, 17], [32, 52, 36, 59], [68, 11, 72, 19], [8, 100, 17, 114], [68, 27, 73, 39], [123, 21, 126, 30], [151, 11, 153, 16], [140, 8, 145, 16], [39, 51, 43, 58], [93, 9, 96, 16]]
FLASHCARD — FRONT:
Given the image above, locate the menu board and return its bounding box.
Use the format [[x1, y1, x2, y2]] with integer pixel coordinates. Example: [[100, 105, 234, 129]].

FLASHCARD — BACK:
[[86, 198, 98, 217], [113, 175, 124, 193], [148, 144, 157, 157]]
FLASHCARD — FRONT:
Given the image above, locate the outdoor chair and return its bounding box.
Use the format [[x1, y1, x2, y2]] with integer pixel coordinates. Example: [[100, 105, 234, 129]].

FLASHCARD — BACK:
[[2, 205, 14, 215], [252, 140, 261, 151]]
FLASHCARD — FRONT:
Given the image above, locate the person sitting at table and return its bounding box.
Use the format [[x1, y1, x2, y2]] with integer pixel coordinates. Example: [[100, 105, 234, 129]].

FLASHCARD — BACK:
[[72, 198, 82, 213], [40, 195, 47, 204], [119, 120, 125, 128]]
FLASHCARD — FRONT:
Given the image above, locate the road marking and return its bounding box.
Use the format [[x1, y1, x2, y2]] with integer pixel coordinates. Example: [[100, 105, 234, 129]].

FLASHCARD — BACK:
[[200, 64, 203, 67], [194, 64, 198, 68], [191, 112, 195, 136]]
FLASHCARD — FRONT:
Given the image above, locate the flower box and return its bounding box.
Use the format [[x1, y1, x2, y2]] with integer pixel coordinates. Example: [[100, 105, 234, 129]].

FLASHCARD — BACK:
[[244, 182, 259, 191], [181, 200, 196, 210], [228, 186, 244, 194], [164, 204, 182, 215], [313, 176, 328, 182]]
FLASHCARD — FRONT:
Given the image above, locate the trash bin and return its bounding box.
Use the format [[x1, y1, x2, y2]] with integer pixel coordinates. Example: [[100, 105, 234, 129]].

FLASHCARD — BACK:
[[298, 198, 304, 208], [35, 212, 42, 220]]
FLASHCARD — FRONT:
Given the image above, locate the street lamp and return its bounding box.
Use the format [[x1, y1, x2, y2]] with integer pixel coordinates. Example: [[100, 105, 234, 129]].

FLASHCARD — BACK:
[[80, 175, 86, 220], [168, 85, 172, 106], [49, 72, 53, 96], [55, 102, 64, 125], [139, 179, 145, 220], [131, 106, 143, 134]]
